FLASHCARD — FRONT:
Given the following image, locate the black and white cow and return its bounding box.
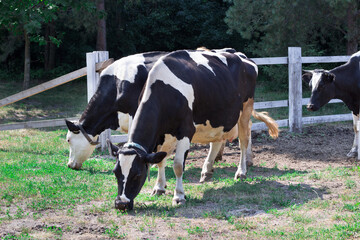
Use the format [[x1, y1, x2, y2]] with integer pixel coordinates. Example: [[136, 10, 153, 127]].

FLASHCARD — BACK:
[[302, 51, 360, 158], [65, 52, 168, 169], [65, 49, 238, 170], [108, 50, 279, 210]]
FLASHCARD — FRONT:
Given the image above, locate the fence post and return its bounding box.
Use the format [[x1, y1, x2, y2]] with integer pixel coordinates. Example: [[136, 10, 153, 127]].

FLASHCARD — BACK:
[[288, 47, 303, 132], [86, 51, 111, 151]]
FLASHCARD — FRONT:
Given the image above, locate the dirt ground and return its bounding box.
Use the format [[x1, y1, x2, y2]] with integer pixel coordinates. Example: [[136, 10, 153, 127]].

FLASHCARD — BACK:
[[188, 122, 356, 172], [1, 122, 358, 239]]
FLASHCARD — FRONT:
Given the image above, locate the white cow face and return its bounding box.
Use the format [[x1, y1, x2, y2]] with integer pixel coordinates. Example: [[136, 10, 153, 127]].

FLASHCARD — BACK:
[[65, 120, 97, 170], [108, 141, 166, 211], [302, 69, 336, 111]]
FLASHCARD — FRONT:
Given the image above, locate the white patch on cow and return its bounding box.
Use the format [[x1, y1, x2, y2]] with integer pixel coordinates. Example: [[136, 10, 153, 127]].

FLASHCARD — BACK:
[[118, 153, 136, 202], [352, 113, 359, 149], [188, 52, 216, 75], [117, 112, 129, 133], [241, 58, 258, 75], [141, 59, 195, 110], [234, 53, 258, 75], [310, 72, 323, 91], [173, 137, 190, 204], [351, 51, 360, 58], [235, 52, 247, 58], [100, 53, 146, 83], [188, 51, 228, 73], [66, 130, 98, 169], [192, 120, 238, 144]]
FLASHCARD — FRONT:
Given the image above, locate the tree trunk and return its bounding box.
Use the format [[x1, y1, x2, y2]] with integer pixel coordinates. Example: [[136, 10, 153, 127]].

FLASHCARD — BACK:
[[23, 31, 31, 90], [346, 2, 359, 55], [44, 23, 56, 71], [96, 0, 107, 51]]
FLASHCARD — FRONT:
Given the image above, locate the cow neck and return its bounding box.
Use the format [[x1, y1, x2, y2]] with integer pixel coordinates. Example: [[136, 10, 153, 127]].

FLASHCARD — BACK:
[[128, 104, 161, 154], [79, 76, 119, 136], [331, 67, 360, 114], [79, 112, 112, 136]]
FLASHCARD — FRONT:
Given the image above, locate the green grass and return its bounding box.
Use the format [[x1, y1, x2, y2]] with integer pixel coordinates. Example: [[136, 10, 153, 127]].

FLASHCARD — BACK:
[[0, 70, 358, 239], [1, 128, 360, 239], [0, 79, 87, 124]]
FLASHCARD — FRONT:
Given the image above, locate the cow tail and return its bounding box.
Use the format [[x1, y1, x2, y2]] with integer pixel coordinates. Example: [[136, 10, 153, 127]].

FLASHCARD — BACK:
[[251, 110, 279, 139]]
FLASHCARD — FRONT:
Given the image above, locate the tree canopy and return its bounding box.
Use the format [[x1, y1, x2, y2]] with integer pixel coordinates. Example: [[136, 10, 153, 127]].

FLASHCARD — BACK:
[[0, 0, 359, 88]]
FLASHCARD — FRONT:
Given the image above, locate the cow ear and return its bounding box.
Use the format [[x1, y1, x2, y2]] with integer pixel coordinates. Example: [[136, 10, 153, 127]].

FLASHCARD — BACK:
[[324, 72, 335, 83], [65, 119, 80, 134], [145, 152, 167, 164], [302, 70, 313, 85], [107, 139, 119, 157]]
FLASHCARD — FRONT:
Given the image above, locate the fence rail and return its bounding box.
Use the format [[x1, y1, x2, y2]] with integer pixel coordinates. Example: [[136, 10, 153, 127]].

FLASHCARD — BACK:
[[0, 48, 357, 153]]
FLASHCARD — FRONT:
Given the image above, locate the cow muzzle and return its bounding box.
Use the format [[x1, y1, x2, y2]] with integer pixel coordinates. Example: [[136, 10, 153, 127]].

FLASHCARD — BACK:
[[114, 196, 133, 211], [67, 161, 83, 170], [306, 104, 316, 111]]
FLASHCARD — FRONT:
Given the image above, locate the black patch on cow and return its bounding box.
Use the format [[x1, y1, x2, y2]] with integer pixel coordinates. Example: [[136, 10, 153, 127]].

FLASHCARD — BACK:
[[163, 50, 249, 132], [143, 51, 168, 70], [130, 80, 196, 151], [80, 75, 120, 135], [77, 52, 168, 136], [183, 150, 188, 171]]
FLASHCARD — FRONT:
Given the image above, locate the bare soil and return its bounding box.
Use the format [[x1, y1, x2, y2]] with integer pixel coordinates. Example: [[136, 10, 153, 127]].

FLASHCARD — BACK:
[[1, 122, 358, 239]]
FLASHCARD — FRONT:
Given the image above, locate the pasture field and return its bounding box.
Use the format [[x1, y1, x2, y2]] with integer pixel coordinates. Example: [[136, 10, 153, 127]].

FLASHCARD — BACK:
[[1, 122, 360, 239]]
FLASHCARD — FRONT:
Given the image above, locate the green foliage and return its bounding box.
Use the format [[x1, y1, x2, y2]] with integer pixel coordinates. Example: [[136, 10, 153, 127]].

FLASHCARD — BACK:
[[225, 0, 360, 86], [106, 0, 244, 56]]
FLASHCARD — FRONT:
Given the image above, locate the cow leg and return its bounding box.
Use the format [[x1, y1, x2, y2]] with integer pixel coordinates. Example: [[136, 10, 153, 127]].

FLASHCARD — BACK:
[[152, 134, 177, 195], [235, 99, 253, 180], [246, 121, 253, 166], [347, 113, 359, 158], [172, 137, 190, 206], [200, 141, 223, 183], [151, 159, 167, 195], [214, 141, 225, 162]]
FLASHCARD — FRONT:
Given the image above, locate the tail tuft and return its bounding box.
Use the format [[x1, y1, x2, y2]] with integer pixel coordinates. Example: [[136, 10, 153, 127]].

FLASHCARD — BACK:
[[251, 110, 279, 139]]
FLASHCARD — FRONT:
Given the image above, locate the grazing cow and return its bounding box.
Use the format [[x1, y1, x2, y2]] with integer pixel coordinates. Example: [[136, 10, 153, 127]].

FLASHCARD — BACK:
[[65, 51, 168, 169], [108, 50, 278, 210], [65, 49, 238, 170], [302, 51, 360, 158]]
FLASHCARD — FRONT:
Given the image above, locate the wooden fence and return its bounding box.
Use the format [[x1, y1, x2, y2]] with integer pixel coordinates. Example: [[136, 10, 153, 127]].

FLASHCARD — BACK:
[[0, 49, 358, 159]]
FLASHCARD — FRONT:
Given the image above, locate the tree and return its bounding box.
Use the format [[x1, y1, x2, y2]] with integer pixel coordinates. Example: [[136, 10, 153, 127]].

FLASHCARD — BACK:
[[324, 0, 360, 54], [0, 0, 98, 89], [0, 1, 59, 89], [225, 0, 360, 56], [96, 0, 106, 51]]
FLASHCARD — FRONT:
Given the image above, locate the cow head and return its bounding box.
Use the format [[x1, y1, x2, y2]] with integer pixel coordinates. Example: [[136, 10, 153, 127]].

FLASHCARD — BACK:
[[65, 120, 98, 170], [108, 140, 166, 211], [302, 69, 336, 111]]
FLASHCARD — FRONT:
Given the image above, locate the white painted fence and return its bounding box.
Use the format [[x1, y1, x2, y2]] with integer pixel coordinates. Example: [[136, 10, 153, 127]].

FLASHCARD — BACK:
[[102, 47, 354, 149], [0, 49, 357, 154], [250, 47, 352, 132]]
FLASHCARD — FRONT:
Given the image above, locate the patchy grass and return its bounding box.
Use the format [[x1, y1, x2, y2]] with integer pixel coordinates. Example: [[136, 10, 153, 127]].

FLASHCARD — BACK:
[[1, 128, 360, 239], [0, 79, 87, 124]]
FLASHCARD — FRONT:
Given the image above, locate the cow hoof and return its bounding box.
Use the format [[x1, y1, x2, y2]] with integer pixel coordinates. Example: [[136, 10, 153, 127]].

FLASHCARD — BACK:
[[246, 161, 253, 167], [151, 189, 166, 196], [172, 198, 186, 206], [234, 173, 246, 181], [214, 154, 222, 162], [346, 151, 358, 158], [200, 172, 213, 183]]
